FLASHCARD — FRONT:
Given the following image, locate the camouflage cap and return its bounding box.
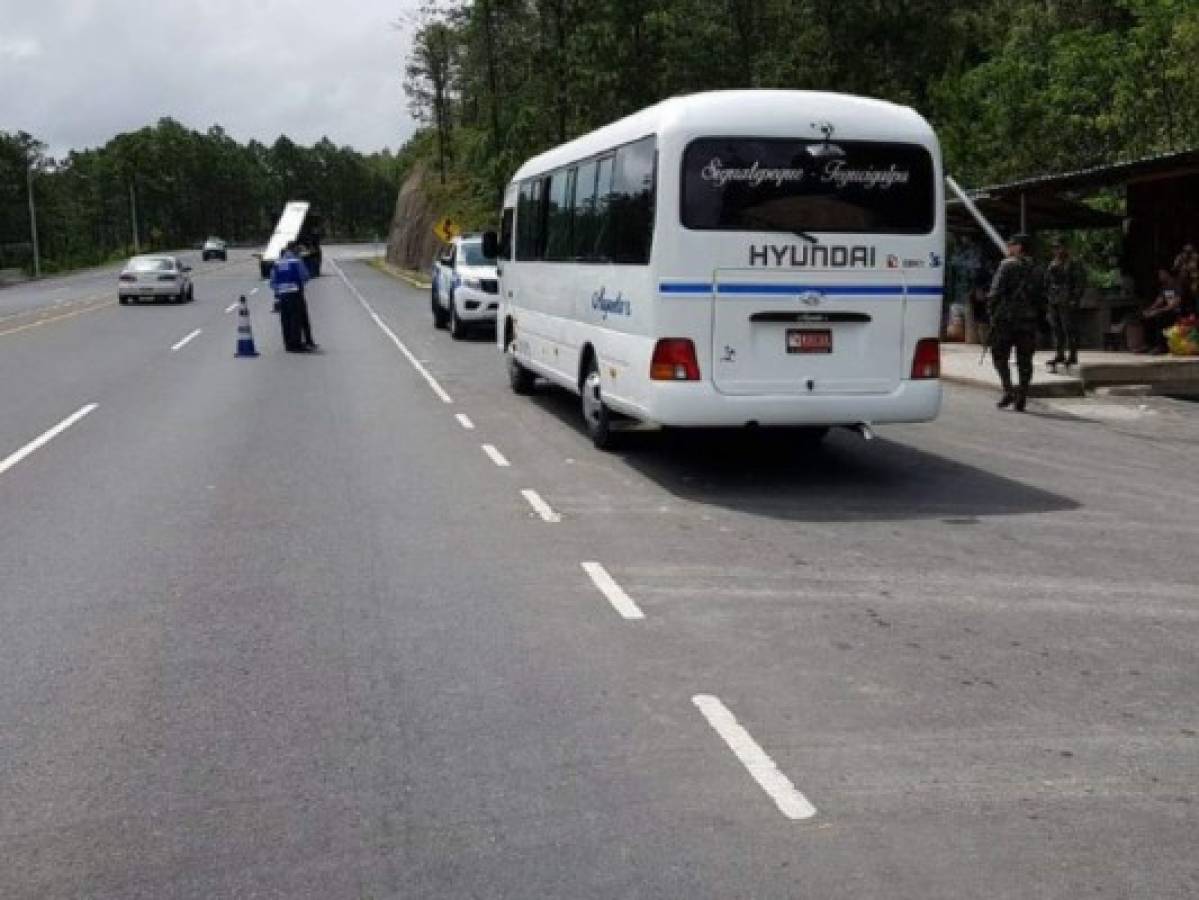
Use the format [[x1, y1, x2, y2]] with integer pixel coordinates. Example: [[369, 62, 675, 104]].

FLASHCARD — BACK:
[[1007, 233, 1031, 247]]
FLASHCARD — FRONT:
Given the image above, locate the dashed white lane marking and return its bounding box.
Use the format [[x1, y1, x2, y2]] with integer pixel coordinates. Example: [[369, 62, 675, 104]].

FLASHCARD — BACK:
[[482, 444, 510, 467], [329, 259, 453, 404], [224, 301, 238, 313], [249, 287, 259, 296], [170, 328, 202, 351], [456, 413, 475, 430], [691, 695, 817, 821], [0, 404, 98, 478], [581, 562, 644, 620], [521, 489, 561, 523]]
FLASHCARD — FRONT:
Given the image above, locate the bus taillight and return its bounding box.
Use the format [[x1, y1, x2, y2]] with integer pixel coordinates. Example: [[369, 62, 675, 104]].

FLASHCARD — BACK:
[[650, 339, 701, 381], [911, 338, 940, 379]]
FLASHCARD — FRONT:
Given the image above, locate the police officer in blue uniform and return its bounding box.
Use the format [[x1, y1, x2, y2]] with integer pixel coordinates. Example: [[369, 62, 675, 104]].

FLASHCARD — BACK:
[[269, 242, 312, 352]]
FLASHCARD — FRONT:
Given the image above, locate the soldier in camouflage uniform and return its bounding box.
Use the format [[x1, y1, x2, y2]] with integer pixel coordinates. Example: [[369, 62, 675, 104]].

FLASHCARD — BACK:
[[987, 233, 1044, 412], [1045, 239, 1086, 369]]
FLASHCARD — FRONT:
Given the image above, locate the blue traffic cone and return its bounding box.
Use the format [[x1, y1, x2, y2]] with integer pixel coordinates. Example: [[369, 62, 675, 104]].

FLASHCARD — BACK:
[[234, 295, 259, 357]]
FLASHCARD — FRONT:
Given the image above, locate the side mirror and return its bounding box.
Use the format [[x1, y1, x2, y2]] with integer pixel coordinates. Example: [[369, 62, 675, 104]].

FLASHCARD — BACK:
[[481, 230, 499, 260]]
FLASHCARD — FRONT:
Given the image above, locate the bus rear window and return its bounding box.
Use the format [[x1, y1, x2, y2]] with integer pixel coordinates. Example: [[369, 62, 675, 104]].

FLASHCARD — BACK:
[[681, 138, 935, 235]]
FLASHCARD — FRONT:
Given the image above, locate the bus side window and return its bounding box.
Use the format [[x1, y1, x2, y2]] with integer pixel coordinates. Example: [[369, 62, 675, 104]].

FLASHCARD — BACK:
[[572, 159, 599, 260], [500, 208, 514, 261], [545, 168, 576, 261], [608, 136, 656, 264], [591, 155, 615, 262], [516, 179, 544, 260]]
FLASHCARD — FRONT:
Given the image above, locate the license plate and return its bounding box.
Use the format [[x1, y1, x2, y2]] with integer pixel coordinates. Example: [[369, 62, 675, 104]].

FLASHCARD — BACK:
[[787, 329, 832, 353]]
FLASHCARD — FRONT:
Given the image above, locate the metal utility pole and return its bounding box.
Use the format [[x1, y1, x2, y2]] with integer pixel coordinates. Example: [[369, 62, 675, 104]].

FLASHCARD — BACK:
[[129, 182, 140, 254], [26, 163, 40, 278]]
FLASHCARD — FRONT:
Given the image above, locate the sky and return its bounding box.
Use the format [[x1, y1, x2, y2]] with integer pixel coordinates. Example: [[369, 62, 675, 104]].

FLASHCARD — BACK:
[[0, 0, 420, 158]]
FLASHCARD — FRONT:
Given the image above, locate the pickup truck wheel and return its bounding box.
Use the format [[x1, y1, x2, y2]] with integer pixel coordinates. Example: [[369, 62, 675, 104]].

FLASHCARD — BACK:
[[449, 296, 467, 340], [431, 286, 448, 329]]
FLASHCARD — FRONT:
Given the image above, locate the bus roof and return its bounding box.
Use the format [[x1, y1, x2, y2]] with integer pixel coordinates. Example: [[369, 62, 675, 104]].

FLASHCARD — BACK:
[[510, 90, 936, 184]]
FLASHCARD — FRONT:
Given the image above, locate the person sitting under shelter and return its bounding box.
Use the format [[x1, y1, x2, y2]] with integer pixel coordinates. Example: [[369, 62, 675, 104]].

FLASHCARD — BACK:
[[1138, 268, 1183, 355]]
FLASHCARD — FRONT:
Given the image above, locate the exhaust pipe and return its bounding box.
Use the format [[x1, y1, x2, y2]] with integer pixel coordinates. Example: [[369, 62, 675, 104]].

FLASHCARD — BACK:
[[852, 422, 875, 441]]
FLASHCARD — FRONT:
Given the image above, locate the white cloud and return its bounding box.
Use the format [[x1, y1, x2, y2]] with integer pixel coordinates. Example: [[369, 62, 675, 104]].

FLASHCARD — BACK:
[[0, 36, 43, 61], [0, 0, 420, 157]]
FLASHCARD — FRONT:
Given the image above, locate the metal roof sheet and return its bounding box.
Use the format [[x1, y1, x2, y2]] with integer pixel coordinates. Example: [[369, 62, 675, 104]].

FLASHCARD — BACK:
[[973, 148, 1199, 197]]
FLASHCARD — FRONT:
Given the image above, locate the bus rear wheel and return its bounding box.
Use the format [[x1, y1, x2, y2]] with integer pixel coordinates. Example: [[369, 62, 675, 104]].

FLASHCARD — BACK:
[[506, 329, 535, 395], [581, 358, 617, 451]]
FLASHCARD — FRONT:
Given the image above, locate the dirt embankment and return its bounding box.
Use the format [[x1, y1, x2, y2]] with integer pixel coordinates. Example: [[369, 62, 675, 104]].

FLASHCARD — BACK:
[[385, 163, 441, 272]]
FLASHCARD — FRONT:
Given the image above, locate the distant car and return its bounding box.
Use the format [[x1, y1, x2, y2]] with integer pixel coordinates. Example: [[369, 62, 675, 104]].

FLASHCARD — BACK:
[[431, 235, 500, 338], [201, 237, 227, 261], [118, 255, 194, 305]]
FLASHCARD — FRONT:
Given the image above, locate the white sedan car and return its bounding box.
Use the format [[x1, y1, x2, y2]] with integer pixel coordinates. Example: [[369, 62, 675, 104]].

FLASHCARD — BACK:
[[431, 235, 500, 338], [118, 255, 194, 305]]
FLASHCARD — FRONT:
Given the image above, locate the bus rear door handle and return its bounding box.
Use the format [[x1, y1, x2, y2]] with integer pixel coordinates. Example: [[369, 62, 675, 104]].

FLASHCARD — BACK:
[[749, 311, 872, 324]]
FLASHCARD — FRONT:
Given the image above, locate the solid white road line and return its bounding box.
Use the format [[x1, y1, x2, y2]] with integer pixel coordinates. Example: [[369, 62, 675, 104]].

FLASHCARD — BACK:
[[170, 328, 202, 351], [0, 404, 98, 478], [691, 695, 817, 821], [581, 562, 645, 620], [482, 444, 510, 467], [329, 259, 453, 404], [521, 489, 561, 523], [456, 413, 475, 430]]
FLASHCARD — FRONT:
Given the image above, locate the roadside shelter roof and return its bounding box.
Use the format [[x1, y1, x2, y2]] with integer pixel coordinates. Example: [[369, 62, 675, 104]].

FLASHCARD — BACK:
[[949, 147, 1199, 234], [974, 148, 1199, 196]]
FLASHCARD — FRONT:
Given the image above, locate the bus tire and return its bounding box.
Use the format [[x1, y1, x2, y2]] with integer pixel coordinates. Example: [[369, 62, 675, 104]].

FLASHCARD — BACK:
[[506, 332, 536, 395], [581, 357, 617, 451]]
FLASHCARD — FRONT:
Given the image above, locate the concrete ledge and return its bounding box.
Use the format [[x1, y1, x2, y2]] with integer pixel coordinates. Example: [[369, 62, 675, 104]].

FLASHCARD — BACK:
[[367, 258, 432, 289], [941, 372, 1086, 398], [940, 344, 1086, 397], [1079, 358, 1199, 389], [941, 343, 1199, 397]]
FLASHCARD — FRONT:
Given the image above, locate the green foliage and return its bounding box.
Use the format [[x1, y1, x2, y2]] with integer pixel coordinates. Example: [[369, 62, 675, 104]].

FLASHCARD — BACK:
[[400, 0, 1199, 228], [0, 120, 401, 274]]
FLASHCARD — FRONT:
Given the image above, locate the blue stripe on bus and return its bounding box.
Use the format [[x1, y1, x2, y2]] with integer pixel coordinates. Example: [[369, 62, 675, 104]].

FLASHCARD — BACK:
[[658, 282, 943, 297]]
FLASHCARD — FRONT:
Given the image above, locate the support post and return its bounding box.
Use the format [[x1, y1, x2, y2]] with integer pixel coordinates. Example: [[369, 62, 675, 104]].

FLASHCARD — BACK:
[[945, 175, 1006, 253], [26, 164, 40, 278], [129, 182, 140, 254]]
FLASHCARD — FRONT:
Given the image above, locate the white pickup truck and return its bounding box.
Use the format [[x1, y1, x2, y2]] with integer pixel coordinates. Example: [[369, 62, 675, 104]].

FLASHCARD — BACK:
[[430, 234, 500, 339]]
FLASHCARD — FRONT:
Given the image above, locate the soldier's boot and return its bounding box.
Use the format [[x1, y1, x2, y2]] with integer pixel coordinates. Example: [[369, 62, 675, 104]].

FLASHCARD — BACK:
[[1014, 374, 1031, 412], [996, 370, 1015, 409], [1066, 351, 1078, 367]]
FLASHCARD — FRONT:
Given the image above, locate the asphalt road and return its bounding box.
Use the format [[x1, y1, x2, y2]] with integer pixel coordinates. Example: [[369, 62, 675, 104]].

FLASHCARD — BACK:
[[1, 248, 1196, 899]]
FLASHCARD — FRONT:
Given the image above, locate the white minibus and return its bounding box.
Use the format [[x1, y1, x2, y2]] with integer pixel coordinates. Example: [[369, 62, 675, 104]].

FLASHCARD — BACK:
[[488, 90, 944, 449]]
